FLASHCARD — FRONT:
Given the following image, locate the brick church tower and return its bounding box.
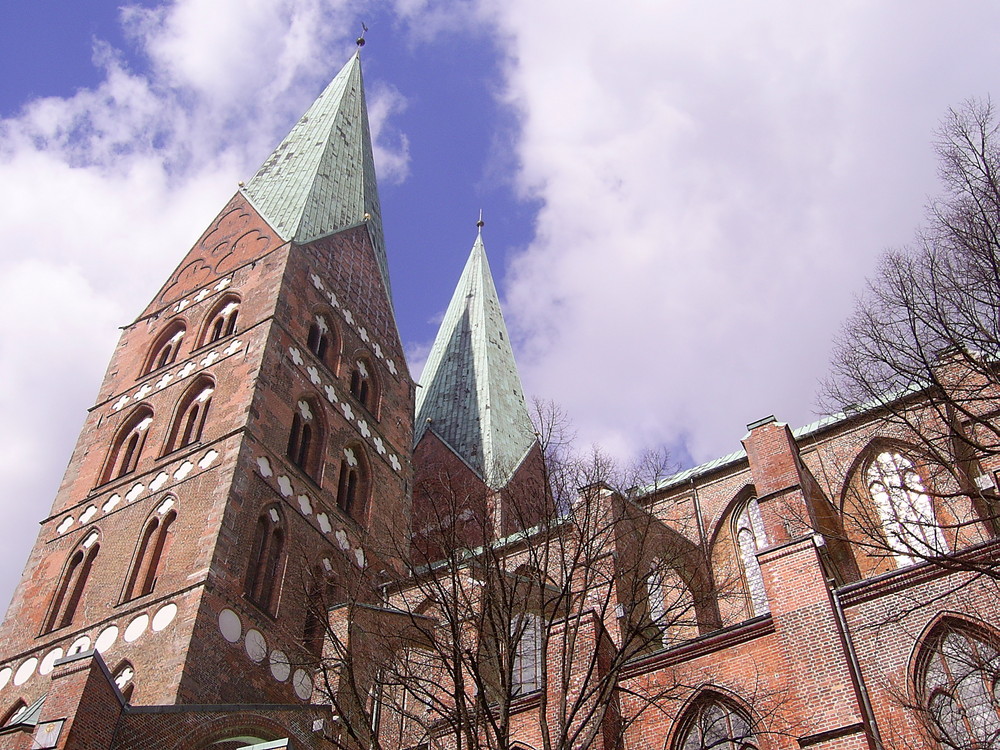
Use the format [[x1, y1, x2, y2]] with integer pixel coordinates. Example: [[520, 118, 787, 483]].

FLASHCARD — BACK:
[[0, 47, 412, 747], [411, 223, 546, 559]]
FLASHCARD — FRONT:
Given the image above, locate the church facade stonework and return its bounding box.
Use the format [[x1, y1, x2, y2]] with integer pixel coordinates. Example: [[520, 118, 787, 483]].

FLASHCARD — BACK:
[[0, 47, 996, 750]]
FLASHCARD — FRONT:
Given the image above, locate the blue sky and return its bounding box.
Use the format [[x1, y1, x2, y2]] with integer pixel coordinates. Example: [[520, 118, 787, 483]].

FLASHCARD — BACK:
[[2, 0, 1000, 611]]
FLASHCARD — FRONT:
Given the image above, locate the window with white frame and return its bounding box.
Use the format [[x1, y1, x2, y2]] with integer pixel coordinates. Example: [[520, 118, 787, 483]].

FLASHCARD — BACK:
[[866, 451, 948, 567], [512, 612, 542, 695], [735, 498, 769, 616]]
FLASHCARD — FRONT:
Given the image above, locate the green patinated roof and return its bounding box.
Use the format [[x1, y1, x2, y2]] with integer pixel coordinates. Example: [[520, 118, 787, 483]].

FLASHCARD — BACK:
[[415, 230, 536, 490], [241, 52, 392, 303]]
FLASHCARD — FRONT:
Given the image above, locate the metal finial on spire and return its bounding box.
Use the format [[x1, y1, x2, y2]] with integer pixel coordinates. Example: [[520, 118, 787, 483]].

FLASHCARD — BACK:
[[356, 22, 369, 47], [476, 209, 485, 229]]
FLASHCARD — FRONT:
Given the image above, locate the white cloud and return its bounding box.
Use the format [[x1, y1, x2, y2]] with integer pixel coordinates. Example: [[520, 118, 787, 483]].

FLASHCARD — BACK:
[[438, 0, 1000, 465]]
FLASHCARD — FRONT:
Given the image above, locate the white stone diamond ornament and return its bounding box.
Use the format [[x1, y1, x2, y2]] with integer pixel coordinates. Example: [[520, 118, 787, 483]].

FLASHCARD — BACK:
[[288, 347, 303, 365]]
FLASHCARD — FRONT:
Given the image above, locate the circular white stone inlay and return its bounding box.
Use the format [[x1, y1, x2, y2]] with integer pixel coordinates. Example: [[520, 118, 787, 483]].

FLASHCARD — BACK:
[[95, 626, 119, 653], [0, 667, 11, 689], [124, 614, 149, 643], [39, 647, 64, 676], [245, 629, 267, 662], [293, 669, 313, 700], [13, 657, 37, 686], [219, 609, 242, 643], [152, 603, 178, 632], [68, 636, 91, 656], [269, 650, 290, 682]]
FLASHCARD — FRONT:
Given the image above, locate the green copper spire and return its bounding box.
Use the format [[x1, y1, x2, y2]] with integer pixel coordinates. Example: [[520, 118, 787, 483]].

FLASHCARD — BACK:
[[415, 227, 536, 490], [241, 51, 391, 302]]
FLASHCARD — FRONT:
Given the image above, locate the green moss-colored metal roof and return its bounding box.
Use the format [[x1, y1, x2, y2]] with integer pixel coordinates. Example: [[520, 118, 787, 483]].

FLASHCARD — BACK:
[[241, 51, 392, 304], [415, 230, 536, 490]]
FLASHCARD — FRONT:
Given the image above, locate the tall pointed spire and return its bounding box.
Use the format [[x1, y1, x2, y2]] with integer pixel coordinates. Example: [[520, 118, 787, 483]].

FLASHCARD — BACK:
[[241, 51, 392, 302], [415, 225, 536, 490]]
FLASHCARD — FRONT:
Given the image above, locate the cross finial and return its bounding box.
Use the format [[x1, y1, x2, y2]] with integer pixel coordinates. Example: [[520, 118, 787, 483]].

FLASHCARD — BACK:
[[476, 209, 485, 229], [357, 22, 369, 47]]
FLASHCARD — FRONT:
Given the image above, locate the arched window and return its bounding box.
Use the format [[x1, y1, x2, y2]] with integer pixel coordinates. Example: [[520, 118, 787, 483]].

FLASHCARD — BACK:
[[123, 499, 176, 601], [919, 623, 1000, 749], [674, 694, 758, 750], [200, 295, 240, 347], [44, 531, 100, 634], [512, 612, 542, 695], [164, 377, 214, 454], [734, 498, 769, 616], [113, 661, 136, 702], [101, 406, 154, 484], [245, 507, 285, 614], [143, 321, 186, 375], [307, 314, 338, 370], [287, 399, 324, 479], [337, 445, 370, 518], [349, 358, 379, 415], [866, 451, 949, 567], [647, 567, 666, 628]]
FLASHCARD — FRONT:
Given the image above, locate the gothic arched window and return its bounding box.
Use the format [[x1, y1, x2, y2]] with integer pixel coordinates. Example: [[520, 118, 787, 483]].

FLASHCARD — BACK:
[[101, 406, 154, 484], [919, 623, 1000, 749], [44, 531, 100, 634], [143, 321, 185, 375], [122, 498, 176, 601], [245, 506, 285, 614], [866, 451, 949, 567], [512, 612, 543, 695], [164, 377, 213, 454], [349, 358, 379, 415], [200, 295, 240, 347], [647, 566, 666, 629], [287, 398, 324, 480], [734, 498, 769, 616], [337, 445, 370, 519], [674, 694, 758, 750], [307, 313, 338, 370]]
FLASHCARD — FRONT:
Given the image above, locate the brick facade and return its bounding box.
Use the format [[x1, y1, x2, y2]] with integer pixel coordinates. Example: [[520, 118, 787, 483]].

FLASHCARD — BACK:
[[0, 47, 996, 750]]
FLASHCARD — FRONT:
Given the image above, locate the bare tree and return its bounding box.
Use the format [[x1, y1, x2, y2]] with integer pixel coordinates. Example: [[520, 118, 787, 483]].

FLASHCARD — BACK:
[[302, 404, 773, 750], [825, 98, 1000, 577]]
